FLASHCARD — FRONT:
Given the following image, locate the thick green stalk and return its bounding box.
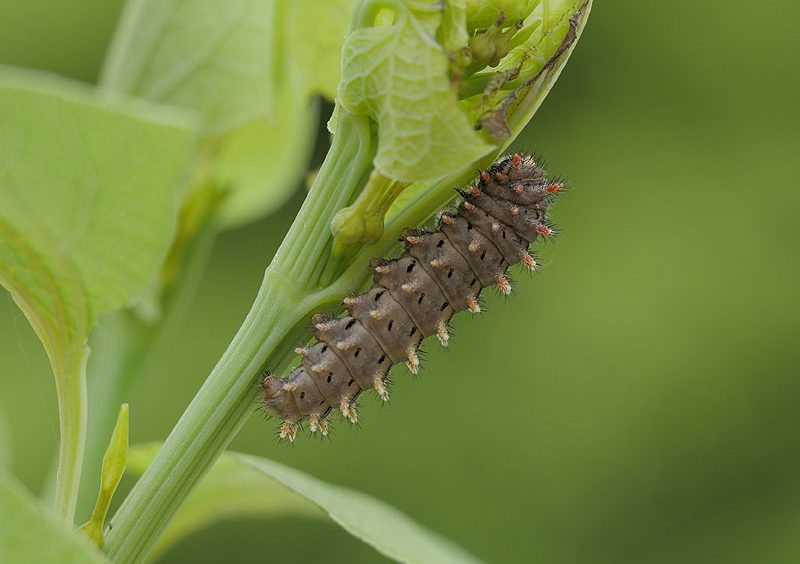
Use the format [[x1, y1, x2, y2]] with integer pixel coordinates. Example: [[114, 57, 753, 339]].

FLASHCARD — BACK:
[[104, 112, 375, 563], [105, 4, 592, 559]]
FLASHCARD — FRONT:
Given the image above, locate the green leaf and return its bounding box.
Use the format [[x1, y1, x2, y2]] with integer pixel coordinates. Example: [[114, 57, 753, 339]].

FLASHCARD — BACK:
[[0, 469, 109, 563], [285, 0, 356, 99], [80, 404, 129, 549], [101, 0, 356, 228], [236, 452, 482, 564], [127, 444, 323, 559], [100, 0, 277, 134], [0, 407, 10, 470], [466, 0, 538, 30], [213, 87, 319, 227], [126, 444, 480, 563], [439, 0, 469, 54], [460, 0, 589, 138], [0, 66, 197, 521], [339, 1, 493, 182]]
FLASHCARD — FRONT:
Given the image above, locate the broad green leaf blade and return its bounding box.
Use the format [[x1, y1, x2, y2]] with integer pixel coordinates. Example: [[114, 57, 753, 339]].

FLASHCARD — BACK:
[[127, 445, 481, 563], [0, 469, 109, 563], [214, 90, 318, 227], [0, 407, 10, 470], [101, 0, 355, 228], [235, 452, 482, 564], [127, 444, 323, 559], [338, 2, 493, 182], [101, 0, 276, 134], [0, 66, 197, 521]]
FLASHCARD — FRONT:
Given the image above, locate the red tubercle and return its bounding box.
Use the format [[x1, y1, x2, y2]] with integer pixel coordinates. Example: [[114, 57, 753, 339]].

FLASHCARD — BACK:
[[480, 171, 491, 185], [511, 153, 522, 167], [536, 225, 553, 237], [546, 182, 562, 194]]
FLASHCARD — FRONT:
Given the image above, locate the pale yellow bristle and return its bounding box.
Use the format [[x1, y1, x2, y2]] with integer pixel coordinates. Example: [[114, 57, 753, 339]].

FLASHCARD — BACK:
[[466, 296, 481, 313], [280, 421, 297, 442], [436, 321, 450, 347], [374, 376, 389, 402], [339, 398, 358, 423], [406, 348, 420, 374]]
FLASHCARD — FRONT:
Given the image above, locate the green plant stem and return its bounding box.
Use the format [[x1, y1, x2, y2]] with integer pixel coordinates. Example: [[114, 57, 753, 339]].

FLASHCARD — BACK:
[[105, 4, 592, 559], [105, 111, 375, 563], [53, 346, 89, 524]]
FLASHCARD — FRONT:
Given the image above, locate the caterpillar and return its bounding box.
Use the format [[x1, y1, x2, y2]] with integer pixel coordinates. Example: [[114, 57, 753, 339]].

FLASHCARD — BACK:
[[261, 153, 562, 441]]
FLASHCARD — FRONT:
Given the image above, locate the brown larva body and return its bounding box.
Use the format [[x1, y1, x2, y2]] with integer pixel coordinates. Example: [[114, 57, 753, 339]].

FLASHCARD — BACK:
[[261, 153, 561, 440]]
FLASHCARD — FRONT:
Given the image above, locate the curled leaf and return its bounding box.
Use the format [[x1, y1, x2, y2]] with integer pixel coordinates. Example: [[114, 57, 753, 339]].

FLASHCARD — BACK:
[[339, 1, 493, 182]]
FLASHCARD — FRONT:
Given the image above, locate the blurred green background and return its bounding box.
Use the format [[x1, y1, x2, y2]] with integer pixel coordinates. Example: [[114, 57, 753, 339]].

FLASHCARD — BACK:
[[2, 1, 799, 563]]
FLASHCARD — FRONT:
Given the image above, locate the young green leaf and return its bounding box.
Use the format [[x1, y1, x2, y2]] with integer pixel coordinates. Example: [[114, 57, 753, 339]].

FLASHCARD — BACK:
[[125, 444, 480, 564], [0, 67, 197, 522], [339, 1, 494, 182], [0, 469, 109, 563], [466, 0, 538, 30], [80, 404, 129, 549]]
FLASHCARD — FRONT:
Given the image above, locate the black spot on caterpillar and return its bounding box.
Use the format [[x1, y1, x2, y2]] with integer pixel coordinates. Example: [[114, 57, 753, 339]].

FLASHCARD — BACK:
[[261, 153, 563, 441]]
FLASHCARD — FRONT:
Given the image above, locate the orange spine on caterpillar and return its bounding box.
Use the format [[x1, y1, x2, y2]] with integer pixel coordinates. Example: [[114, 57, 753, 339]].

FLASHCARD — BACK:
[[261, 153, 562, 441]]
